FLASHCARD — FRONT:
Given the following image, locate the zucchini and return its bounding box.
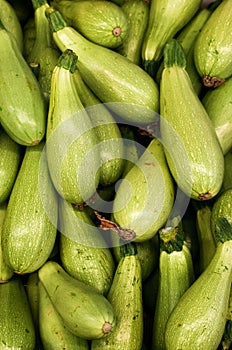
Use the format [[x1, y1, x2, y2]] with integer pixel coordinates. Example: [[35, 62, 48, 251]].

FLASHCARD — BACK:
[[59, 197, 115, 295], [0, 0, 23, 52], [0, 202, 14, 283], [73, 68, 125, 187], [211, 188, 232, 236], [222, 150, 232, 192], [112, 235, 159, 281], [152, 217, 195, 350], [141, 0, 201, 77], [112, 137, 175, 242], [0, 128, 23, 204], [0, 275, 36, 349], [91, 242, 143, 349], [38, 260, 116, 339], [117, 0, 150, 65], [165, 217, 232, 350], [156, 6, 212, 94], [196, 205, 216, 273], [202, 75, 232, 155], [2, 141, 58, 274], [160, 39, 224, 200], [0, 19, 46, 146], [25, 271, 44, 349], [46, 49, 100, 204], [46, 7, 159, 125], [194, 0, 232, 87], [39, 281, 89, 349], [51, 0, 128, 49], [27, 0, 60, 103]]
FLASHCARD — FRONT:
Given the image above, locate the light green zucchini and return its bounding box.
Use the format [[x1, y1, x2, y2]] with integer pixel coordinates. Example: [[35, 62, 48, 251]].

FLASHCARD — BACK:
[[59, 197, 115, 295], [165, 217, 232, 350], [160, 39, 224, 201], [46, 7, 159, 125], [0, 19, 46, 146], [0, 0, 23, 52], [117, 0, 150, 65], [73, 68, 125, 186], [0, 275, 36, 349], [38, 260, 116, 339], [211, 188, 232, 236], [112, 235, 159, 281], [46, 49, 100, 204], [202, 75, 232, 155], [0, 128, 23, 204], [51, 0, 128, 49], [152, 217, 195, 350], [112, 137, 175, 242], [25, 271, 44, 349], [141, 0, 201, 77], [196, 205, 216, 273], [39, 281, 89, 349], [222, 150, 232, 192], [91, 242, 143, 349], [27, 0, 60, 103], [156, 6, 212, 94], [194, 0, 232, 87], [0, 202, 14, 283], [2, 142, 58, 274]]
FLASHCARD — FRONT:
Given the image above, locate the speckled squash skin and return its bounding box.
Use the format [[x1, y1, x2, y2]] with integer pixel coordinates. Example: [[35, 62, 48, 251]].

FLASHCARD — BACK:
[[1, 142, 58, 274], [194, 0, 232, 86]]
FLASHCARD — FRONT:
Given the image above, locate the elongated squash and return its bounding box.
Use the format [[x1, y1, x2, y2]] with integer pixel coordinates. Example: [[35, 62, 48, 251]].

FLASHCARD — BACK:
[[2, 142, 58, 274], [38, 260, 116, 339], [39, 281, 89, 349], [152, 217, 195, 350], [51, 0, 128, 49], [202, 75, 232, 155], [46, 49, 100, 204], [141, 0, 201, 77], [194, 0, 232, 87], [165, 217, 232, 350], [0, 0, 23, 52], [0, 275, 36, 349], [46, 7, 159, 125], [160, 39, 224, 201], [59, 197, 115, 295], [0, 19, 46, 146], [91, 242, 143, 349], [0, 128, 23, 204], [73, 68, 125, 186], [0, 202, 14, 283], [112, 137, 175, 242]]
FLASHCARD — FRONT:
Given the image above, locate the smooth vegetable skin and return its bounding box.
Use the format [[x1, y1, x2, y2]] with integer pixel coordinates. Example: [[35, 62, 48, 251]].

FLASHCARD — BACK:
[[160, 39, 224, 201], [38, 261, 116, 340], [0, 20, 46, 146], [51, 0, 128, 49], [0, 276, 36, 349], [165, 218, 232, 350], [194, 0, 232, 87], [112, 137, 175, 242], [91, 242, 143, 350], [46, 8, 159, 125]]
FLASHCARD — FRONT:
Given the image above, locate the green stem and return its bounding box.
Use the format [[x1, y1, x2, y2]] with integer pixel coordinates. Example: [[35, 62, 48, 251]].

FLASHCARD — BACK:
[[57, 49, 77, 73], [163, 39, 186, 69], [32, 0, 47, 10], [46, 8, 67, 33], [214, 217, 232, 244], [120, 240, 137, 257]]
